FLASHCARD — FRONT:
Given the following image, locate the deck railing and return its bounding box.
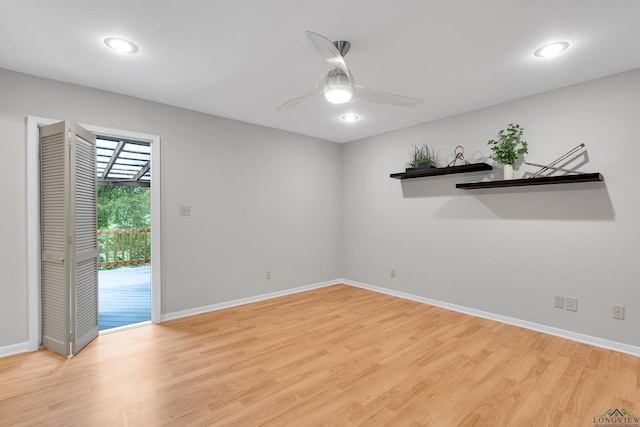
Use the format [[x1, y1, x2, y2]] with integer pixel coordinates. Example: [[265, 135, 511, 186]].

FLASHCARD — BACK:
[[98, 228, 151, 268]]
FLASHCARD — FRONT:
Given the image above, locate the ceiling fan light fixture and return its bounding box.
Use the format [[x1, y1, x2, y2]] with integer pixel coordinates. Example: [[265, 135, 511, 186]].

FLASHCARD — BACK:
[[104, 37, 139, 54], [534, 41, 569, 58], [324, 84, 353, 104], [324, 68, 353, 104], [276, 31, 424, 112]]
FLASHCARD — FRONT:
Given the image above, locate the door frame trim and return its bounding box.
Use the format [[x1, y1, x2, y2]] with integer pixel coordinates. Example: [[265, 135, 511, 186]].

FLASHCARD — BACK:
[[27, 116, 162, 351]]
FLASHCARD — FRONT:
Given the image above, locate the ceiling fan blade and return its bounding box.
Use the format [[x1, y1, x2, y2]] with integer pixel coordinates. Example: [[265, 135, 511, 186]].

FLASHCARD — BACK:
[[305, 31, 350, 76], [276, 96, 307, 111], [276, 73, 327, 111], [351, 85, 424, 108]]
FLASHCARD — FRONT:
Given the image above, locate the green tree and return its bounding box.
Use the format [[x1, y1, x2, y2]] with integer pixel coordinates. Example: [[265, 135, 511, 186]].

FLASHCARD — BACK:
[[98, 185, 150, 229]]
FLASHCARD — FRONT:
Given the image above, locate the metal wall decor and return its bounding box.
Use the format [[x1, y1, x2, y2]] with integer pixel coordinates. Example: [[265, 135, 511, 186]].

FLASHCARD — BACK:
[[447, 145, 471, 167], [525, 143, 587, 178]]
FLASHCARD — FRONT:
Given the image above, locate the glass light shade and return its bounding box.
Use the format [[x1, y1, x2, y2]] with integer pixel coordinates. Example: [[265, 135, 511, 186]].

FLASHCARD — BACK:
[[324, 83, 353, 104]]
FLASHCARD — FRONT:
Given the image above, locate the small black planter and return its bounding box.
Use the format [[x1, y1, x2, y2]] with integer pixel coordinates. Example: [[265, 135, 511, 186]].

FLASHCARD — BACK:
[[405, 164, 437, 172]]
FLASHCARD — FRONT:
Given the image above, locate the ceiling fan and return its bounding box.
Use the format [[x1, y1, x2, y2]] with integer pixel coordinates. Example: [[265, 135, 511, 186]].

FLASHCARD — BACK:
[[277, 31, 425, 111]]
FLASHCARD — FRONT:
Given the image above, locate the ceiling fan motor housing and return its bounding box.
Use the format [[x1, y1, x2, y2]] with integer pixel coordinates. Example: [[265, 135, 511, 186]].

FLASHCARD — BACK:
[[326, 68, 351, 87], [333, 40, 351, 56]]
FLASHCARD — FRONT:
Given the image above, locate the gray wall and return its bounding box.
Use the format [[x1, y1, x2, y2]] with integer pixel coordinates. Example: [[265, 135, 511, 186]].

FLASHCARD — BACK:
[[342, 68, 640, 347], [0, 68, 342, 348], [2, 66, 639, 352]]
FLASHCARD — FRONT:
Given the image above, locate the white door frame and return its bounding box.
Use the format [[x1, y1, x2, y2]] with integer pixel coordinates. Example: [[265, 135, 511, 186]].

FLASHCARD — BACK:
[[26, 116, 162, 351]]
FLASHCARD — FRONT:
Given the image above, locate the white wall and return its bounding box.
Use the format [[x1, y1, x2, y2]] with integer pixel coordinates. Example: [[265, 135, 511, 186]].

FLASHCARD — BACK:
[[0, 68, 342, 348], [0, 114, 28, 348], [342, 68, 640, 347]]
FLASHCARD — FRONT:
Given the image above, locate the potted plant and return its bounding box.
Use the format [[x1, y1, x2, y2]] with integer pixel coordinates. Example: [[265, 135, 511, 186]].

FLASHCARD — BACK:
[[407, 144, 439, 171], [487, 123, 528, 180]]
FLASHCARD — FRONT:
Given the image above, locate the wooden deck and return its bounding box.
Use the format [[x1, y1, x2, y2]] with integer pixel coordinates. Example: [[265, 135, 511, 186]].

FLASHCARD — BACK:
[[98, 265, 150, 330]]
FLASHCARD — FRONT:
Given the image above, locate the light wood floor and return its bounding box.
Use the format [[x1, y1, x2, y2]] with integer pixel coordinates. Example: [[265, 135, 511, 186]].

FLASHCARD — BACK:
[[1, 285, 638, 426]]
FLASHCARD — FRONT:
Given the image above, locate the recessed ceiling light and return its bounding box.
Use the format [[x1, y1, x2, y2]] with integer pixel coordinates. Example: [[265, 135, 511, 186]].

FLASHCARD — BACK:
[[341, 114, 360, 122], [534, 41, 569, 58], [104, 37, 139, 54]]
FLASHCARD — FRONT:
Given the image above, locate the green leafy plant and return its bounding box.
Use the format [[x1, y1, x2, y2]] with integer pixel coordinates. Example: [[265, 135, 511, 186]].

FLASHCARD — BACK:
[[408, 144, 438, 168], [98, 185, 150, 229], [487, 123, 528, 165]]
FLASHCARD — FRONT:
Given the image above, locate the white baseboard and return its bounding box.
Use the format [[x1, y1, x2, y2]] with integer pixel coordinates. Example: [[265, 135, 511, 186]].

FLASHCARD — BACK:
[[342, 279, 640, 357], [0, 341, 32, 358], [10, 278, 635, 359], [161, 279, 341, 322]]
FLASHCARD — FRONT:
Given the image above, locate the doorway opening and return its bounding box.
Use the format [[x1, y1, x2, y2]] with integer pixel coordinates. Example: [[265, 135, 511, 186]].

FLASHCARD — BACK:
[[26, 116, 162, 352], [96, 136, 151, 331]]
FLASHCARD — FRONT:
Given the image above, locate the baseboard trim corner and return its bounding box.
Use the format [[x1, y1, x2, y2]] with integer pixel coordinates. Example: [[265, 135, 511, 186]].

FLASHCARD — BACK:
[[343, 279, 640, 358], [161, 279, 342, 322], [0, 341, 33, 358]]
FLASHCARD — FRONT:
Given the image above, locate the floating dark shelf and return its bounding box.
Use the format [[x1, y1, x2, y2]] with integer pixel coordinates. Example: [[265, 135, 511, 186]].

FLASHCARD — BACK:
[[390, 163, 492, 180], [456, 173, 604, 190]]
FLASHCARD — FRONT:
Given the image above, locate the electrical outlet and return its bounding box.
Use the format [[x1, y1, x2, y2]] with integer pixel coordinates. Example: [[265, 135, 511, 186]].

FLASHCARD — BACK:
[[613, 305, 625, 320], [179, 206, 191, 216], [554, 295, 564, 309], [564, 296, 577, 312], [390, 268, 396, 278], [265, 271, 271, 280]]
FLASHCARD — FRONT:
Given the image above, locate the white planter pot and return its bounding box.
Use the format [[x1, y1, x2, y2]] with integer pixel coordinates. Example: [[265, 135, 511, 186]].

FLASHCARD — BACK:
[[503, 164, 514, 180]]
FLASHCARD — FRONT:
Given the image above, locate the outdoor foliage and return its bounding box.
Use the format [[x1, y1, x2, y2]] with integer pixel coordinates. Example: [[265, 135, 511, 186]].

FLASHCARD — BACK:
[[98, 185, 151, 270], [98, 185, 150, 229]]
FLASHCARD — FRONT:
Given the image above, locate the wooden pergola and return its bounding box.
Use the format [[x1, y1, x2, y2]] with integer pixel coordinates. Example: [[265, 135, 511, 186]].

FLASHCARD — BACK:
[[96, 136, 150, 187]]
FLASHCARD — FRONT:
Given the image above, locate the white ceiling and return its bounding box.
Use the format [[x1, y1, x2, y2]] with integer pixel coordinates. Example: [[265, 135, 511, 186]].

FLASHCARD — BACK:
[[1, 1, 639, 143]]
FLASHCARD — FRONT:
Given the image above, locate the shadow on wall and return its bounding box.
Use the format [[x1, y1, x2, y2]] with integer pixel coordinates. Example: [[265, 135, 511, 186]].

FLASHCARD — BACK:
[[399, 171, 492, 198], [434, 182, 614, 221]]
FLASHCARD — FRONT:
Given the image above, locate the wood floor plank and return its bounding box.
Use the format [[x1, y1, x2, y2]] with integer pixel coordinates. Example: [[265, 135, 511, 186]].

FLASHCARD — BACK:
[[1, 284, 638, 426]]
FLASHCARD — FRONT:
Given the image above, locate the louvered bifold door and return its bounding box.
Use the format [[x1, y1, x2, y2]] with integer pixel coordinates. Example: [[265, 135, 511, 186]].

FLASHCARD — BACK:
[[69, 123, 99, 354], [40, 122, 72, 356], [40, 121, 99, 357]]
